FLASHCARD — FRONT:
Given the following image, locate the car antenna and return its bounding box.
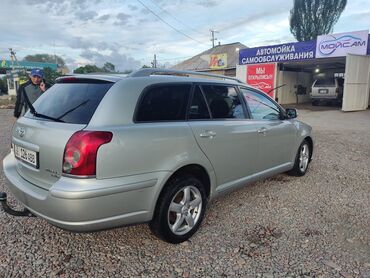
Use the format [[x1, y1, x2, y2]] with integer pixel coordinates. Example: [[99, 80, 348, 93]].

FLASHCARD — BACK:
[[267, 84, 286, 95]]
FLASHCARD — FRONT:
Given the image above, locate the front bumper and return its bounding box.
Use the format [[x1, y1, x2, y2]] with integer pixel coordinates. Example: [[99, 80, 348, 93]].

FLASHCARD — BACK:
[[2, 153, 169, 232]]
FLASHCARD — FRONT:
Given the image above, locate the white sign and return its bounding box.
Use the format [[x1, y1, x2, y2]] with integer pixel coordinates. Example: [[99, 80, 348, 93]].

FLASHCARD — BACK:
[[316, 30, 368, 58]]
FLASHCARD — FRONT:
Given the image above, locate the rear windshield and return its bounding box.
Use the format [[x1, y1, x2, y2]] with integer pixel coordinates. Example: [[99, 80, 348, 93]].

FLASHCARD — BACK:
[[314, 79, 335, 87], [26, 82, 113, 124]]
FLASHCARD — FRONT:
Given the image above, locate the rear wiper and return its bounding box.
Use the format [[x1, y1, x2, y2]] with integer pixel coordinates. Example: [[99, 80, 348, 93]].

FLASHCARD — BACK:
[[32, 111, 65, 122], [56, 100, 89, 120], [23, 90, 64, 122], [27, 103, 65, 122]]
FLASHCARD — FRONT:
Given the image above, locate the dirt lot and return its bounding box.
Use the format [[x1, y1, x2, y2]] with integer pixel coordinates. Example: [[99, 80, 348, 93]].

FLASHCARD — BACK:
[[0, 95, 16, 109], [0, 108, 369, 277]]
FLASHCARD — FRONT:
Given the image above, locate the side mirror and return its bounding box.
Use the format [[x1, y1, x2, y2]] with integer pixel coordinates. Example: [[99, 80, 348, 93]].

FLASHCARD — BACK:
[[285, 108, 297, 119]]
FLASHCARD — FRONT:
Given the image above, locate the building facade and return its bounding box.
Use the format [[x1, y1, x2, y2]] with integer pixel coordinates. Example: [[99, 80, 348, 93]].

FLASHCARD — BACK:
[[172, 42, 247, 77], [237, 30, 370, 112]]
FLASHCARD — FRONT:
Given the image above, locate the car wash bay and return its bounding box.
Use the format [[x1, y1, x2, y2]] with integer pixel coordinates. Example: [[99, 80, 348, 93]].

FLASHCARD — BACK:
[[236, 30, 370, 112]]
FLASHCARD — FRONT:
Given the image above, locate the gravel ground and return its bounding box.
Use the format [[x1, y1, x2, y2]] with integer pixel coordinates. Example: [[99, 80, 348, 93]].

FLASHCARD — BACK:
[[0, 108, 369, 277]]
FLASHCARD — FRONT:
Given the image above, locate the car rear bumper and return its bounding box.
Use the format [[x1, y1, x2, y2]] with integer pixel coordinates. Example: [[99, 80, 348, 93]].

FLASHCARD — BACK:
[[310, 96, 341, 100], [3, 153, 169, 232], [310, 92, 340, 100]]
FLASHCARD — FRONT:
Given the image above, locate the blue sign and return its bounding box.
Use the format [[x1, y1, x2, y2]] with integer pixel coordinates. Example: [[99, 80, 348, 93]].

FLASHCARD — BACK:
[[239, 40, 316, 65], [367, 35, 370, 55]]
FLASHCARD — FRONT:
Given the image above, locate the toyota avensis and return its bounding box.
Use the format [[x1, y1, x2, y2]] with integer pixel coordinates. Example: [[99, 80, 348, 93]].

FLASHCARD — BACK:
[[2, 69, 313, 243]]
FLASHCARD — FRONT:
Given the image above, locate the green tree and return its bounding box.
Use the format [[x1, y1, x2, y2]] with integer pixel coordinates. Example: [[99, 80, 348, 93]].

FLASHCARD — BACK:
[[290, 0, 347, 42], [102, 62, 116, 73], [43, 67, 62, 85], [24, 54, 66, 67], [73, 65, 102, 74], [73, 62, 120, 74]]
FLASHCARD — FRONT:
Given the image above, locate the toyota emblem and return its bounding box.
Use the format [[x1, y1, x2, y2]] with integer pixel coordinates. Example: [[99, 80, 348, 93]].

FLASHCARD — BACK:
[[17, 127, 26, 138]]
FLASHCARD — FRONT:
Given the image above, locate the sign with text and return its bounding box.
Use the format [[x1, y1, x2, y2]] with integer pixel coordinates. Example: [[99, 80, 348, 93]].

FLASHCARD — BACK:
[[316, 30, 369, 58], [0, 60, 57, 70], [209, 53, 227, 69], [247, 63, 276, 97], [239, 41, 316, 65]]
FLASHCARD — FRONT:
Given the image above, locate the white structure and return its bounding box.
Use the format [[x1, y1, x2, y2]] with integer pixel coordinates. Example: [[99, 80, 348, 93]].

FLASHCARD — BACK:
[[237, 30, 370, 111]]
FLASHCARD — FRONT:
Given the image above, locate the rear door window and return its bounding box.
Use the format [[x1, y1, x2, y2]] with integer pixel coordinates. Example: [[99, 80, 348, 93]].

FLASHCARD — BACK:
[[27, 81, 113, 124], [201, 85, 246, 119], [135, 84, 191, 122]]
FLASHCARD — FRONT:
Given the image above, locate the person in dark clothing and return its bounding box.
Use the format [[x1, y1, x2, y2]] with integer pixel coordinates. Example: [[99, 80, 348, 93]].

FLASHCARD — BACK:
[[14, 68, 51, 118]]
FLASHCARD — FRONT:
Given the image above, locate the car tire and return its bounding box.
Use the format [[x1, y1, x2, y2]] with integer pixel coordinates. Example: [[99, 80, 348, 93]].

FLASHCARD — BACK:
[[149, 175, 207, 244], [287, 140, 311, 177]]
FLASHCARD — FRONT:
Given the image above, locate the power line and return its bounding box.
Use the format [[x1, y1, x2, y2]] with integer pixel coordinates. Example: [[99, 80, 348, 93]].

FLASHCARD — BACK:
[[192, 43, 219, 71], [147, 0, 206, 37], [136, 0, 209, 47], [157, 56, 193, 61]]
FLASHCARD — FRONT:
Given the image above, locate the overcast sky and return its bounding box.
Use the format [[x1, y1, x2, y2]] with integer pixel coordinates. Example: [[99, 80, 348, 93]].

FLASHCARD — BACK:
[[1, 0, 369, 71]]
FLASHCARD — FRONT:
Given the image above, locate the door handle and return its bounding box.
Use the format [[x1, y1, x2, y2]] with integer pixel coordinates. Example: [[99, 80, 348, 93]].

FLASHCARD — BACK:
[[257, 127, 267, 135], [200, 130, 216, 138]]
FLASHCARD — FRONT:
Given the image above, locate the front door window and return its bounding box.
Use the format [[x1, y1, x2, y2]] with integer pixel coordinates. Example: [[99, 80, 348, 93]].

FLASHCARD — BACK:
[[240, 88, 280, 120]]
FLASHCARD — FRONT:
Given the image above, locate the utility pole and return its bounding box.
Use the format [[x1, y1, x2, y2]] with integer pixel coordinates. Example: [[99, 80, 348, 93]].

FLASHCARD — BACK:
[[8, 48, 22, 93], [210, 30, 219, 48], [9, 48, 19, 70], [151, 54, 157, 68], [53, 41, 57, 65]]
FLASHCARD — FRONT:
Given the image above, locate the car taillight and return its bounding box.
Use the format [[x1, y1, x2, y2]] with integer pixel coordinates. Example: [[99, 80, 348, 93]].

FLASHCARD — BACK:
[[62, 131, 113, 177]]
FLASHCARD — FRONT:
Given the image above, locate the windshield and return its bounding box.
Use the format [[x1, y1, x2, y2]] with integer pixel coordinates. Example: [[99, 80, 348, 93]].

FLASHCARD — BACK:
[[314, 79, 335, 87], [25, 82, 113, 124]]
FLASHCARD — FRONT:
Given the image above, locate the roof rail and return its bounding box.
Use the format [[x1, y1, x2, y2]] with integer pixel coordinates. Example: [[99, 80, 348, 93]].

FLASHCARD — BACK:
[[129, 68, 244, 83]]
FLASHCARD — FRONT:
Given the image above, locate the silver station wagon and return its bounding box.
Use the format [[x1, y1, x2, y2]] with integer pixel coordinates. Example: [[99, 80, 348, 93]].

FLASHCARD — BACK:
[[2, 69, 313, 243]]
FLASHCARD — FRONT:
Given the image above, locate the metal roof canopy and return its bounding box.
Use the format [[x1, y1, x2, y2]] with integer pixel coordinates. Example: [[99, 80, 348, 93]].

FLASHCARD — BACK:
[[278, 57, 346, 72]]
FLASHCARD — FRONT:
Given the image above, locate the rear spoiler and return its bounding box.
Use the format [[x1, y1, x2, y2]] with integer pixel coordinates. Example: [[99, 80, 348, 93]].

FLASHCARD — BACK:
[[56, 76, 114, 84]]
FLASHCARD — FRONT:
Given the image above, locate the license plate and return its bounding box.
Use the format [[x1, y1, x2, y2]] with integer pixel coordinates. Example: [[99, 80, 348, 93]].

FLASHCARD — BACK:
[[13, 144, 39, 168], [319, 89, 328, 94]]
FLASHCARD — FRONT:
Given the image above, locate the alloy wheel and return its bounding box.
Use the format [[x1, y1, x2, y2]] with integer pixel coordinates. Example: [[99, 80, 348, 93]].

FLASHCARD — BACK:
[[299, 143, 309, 172], [167, 185, 203, 236]]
